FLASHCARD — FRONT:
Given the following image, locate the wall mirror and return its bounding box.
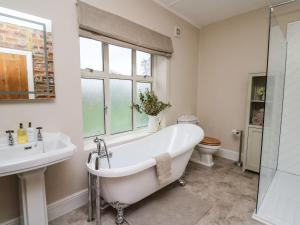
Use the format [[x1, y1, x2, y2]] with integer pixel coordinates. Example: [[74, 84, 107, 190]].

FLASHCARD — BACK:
[[0, 7, 55, 100]]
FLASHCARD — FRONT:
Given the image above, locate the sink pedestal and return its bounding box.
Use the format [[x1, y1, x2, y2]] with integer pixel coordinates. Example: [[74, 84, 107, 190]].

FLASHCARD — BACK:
[[18, 168, 48, 225], [0, 132, 76, 225]]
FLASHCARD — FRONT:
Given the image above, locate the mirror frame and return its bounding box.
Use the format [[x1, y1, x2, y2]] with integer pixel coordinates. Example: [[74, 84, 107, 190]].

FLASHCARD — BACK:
[[0, 8, 54, 101]]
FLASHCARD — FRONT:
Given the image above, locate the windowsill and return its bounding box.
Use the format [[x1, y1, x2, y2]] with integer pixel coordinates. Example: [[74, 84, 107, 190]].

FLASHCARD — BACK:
[[84, 129, 151, 152]]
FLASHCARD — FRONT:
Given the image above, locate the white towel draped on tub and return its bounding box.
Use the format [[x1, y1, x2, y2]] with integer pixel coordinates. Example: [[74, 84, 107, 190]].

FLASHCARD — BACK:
[[154, 152, 172, 185]]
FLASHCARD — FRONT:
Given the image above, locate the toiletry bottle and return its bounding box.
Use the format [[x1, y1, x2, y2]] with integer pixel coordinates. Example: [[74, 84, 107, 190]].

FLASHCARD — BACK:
[[27, 122, 35, 143], [17, 123, 27, 144]]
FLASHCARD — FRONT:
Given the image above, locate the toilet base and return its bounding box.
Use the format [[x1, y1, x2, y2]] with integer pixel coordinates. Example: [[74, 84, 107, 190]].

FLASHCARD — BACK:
[[200, 153, 214, 167], [190, 151, 215, 167]]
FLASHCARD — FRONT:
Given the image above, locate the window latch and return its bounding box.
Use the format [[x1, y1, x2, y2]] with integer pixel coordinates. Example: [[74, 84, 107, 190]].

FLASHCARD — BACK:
[[86, 68, 94, 73]]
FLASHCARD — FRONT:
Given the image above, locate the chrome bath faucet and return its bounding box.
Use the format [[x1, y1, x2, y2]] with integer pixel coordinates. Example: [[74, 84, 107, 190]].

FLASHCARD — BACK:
[[94, 137, 112, 168]]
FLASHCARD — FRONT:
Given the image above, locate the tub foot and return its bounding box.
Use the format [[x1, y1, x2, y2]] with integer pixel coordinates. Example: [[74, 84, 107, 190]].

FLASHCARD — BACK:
[[178, 178, 186, 186], [115, 207, 124, 225], [111, 202, 128, 225]]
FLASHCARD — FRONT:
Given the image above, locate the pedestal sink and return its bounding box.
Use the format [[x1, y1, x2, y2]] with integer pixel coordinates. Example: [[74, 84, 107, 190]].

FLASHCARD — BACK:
[[0, 133, 76, 225]]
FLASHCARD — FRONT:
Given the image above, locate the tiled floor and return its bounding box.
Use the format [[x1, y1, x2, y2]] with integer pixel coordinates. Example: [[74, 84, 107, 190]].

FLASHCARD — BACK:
[[50, 157, 263, 225], [186, 158, 262, 225]]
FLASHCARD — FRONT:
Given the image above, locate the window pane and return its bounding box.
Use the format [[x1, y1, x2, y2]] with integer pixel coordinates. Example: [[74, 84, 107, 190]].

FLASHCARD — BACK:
[[81, 79, 105, 137], [136, 82, 152, 127], [80, 37, 103, 71], [136, 51, 151, 76], [110, 79, 133, 133], [109, 45, 132, 75]]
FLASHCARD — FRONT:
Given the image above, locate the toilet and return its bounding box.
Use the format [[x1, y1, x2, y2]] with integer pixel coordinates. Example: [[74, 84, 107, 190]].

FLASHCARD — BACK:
[[177, 115, 221, 167], [196, 137, 221, 167]]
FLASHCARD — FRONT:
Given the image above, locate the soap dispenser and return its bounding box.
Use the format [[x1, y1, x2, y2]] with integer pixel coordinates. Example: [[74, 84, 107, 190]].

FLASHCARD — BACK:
[[17, 123, 27, 144], [27, 122, 35, 143]]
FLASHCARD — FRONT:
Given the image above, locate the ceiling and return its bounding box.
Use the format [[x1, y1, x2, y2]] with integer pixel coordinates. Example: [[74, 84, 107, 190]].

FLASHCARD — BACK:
[[152, 0, 289, 28]]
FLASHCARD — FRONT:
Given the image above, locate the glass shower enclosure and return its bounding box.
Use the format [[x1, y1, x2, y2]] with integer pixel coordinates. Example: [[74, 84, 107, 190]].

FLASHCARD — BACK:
[[255, 1, 300, 224]]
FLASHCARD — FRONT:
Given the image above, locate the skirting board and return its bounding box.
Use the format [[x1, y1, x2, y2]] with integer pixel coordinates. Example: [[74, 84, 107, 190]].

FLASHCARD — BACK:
[[0, 189, 88, 225], [0, 218, 19, 225], [252, 213, 275, 225], [216, 148, 241, 162]]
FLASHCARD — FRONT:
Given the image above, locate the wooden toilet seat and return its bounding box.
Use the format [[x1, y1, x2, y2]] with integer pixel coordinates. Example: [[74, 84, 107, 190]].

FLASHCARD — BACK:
[[200, 136, 221, 146]]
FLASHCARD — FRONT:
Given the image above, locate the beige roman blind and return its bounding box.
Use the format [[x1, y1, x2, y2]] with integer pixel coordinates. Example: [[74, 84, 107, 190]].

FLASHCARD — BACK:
[[77, 1, 173, 57]]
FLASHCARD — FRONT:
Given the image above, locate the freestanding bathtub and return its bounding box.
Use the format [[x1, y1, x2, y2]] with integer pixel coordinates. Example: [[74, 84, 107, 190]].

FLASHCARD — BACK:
[[87, 124, 204, 223]]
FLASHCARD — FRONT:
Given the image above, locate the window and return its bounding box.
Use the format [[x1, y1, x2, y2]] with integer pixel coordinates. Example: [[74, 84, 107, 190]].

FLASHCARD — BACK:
[[109, 45, 132, 76], [110, 79, 133, 133], [80, 37, 153, 137], [79, 37, 103, 71], [136, 82, 152, 127], [81, 79, 105, 136], [136, 51, 151, 76]]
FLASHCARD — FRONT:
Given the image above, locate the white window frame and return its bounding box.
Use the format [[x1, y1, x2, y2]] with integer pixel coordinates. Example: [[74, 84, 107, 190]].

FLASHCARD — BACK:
[[80, 39, 154, 137]]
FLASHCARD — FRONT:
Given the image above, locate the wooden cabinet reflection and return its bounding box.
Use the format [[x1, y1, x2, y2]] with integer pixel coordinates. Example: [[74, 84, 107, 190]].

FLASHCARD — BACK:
[[0, 53, 29, 99]]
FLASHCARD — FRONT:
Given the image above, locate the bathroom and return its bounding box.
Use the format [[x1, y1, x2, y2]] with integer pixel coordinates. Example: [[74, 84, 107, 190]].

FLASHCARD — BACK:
[[0, 0, 299, 225]]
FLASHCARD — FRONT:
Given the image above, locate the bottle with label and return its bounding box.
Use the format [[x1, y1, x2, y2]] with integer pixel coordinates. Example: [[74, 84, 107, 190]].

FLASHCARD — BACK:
[[17, 123, 27, 144], [27, 122, 35, 143]]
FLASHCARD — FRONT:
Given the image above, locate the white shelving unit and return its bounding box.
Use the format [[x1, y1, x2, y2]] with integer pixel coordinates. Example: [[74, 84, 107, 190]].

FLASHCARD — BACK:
[[243, 73, 266, 173]]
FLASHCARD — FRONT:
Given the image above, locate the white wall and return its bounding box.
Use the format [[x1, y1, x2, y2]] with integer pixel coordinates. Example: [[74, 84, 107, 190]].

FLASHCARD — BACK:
[[0, 0, 87, 222], [0, 0, 199, 223], [278, 21, 300, 175], [197, 8, 269, 151]]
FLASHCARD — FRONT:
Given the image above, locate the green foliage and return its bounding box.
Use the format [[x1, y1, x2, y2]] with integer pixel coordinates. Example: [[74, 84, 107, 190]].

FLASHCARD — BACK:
[[256, 87, 265, 96], [133, 90, 171, 116]]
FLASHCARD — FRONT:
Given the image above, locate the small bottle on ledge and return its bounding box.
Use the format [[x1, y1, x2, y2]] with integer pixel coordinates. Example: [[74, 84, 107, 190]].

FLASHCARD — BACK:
[[17, 123, 27, 144]]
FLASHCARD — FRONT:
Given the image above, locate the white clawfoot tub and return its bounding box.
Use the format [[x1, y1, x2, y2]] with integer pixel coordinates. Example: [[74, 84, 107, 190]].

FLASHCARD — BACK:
[[87, 124, 204, 208]]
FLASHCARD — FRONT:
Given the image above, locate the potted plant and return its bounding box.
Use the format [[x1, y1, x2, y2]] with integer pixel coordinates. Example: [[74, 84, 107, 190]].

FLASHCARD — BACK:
[[256, 87, 265, 101], [133, 90, 171, 133]]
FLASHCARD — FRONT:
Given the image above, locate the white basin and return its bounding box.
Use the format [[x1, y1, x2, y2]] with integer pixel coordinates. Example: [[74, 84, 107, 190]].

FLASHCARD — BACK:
[[0, 132, 76, 177], [0, 132, 76, 225]]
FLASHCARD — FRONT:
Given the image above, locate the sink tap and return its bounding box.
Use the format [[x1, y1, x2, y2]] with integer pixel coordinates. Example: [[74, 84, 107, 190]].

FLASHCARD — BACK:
[[94, 137, 112, 168], [5, 130, 14, 146], [36, 127, 43, 141]]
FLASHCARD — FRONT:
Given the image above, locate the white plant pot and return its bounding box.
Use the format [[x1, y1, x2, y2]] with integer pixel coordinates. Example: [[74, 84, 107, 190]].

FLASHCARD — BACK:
[[148, 116, 160, 133]]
